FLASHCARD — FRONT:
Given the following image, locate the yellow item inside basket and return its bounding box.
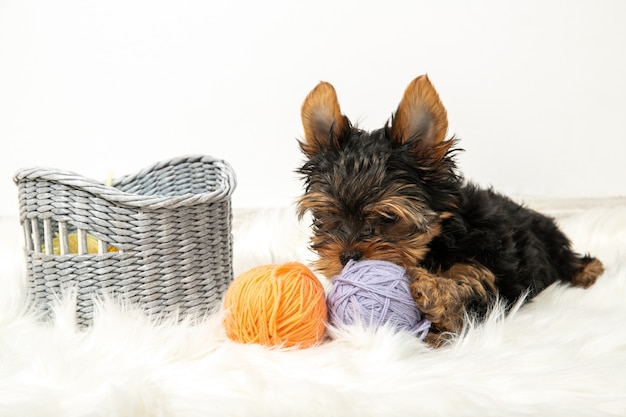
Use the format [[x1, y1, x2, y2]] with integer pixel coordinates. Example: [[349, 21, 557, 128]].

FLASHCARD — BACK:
[[46, 233, 119, 254]]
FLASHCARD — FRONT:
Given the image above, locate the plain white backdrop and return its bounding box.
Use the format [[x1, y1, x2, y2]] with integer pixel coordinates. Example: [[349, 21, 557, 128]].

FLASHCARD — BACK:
[[1, 0, 625, 216]]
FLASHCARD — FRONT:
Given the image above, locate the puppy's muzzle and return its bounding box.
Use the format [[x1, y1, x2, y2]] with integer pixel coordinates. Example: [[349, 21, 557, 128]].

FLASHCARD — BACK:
[[339, 250, 363, 266]]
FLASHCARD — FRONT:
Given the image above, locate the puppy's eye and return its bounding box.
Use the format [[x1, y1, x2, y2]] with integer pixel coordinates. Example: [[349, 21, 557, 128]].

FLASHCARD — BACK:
[[379, 213, 399, 225], [310, 212, 328, 230]]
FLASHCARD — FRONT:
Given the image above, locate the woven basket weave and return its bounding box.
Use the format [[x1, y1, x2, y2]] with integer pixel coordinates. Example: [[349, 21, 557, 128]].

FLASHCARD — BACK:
[[14, 155, 236, 326]]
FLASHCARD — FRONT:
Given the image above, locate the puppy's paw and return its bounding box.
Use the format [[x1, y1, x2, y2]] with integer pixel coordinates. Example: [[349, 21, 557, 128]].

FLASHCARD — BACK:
[[407, 267, 439, 308], [406, 267, 461, 332]]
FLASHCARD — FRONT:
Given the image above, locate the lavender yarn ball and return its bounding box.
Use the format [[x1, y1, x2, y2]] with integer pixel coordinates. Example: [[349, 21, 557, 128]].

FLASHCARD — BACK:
[[326, 259, 431, 340]]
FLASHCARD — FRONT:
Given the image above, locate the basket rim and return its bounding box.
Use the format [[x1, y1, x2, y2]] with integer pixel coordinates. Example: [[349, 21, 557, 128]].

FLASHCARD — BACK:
[[14, 154, 236, 210]]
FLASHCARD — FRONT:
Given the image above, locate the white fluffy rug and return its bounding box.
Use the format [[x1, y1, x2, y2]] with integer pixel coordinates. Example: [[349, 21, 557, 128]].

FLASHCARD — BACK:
[[1, 199, 625, 417]]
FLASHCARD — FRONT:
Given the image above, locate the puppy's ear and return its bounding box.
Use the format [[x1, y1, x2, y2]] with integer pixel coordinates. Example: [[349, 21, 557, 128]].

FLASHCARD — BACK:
[[388, 75, 450, 160], [300, 81, 349, 158]]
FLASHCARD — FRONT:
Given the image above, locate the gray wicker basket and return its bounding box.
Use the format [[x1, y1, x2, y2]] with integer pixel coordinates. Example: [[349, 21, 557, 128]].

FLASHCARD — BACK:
[[14, 155, 236, 326]]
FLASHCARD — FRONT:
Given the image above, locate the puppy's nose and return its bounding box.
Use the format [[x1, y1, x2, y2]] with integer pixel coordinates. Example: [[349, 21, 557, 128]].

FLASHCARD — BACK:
[[340, 250, 363, 266]]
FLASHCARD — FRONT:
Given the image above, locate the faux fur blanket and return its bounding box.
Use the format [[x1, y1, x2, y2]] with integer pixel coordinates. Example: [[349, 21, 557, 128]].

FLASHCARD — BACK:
[[0, 199, 625, 416]]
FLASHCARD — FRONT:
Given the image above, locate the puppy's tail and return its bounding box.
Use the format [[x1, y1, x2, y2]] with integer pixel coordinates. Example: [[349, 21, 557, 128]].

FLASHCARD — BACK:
[[569, 255, 604, 288]]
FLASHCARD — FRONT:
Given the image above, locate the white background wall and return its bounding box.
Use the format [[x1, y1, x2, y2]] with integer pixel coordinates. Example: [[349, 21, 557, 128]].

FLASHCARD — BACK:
[[1, 0, 625, 216]]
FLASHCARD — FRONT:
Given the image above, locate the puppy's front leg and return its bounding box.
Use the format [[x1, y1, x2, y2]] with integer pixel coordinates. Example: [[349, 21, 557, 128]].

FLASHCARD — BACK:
[[407, 263, 497, 336]]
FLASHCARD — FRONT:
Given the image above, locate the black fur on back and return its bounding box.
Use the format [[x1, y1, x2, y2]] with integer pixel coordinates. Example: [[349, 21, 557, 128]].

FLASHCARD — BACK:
[[425, 184, 585, 307]]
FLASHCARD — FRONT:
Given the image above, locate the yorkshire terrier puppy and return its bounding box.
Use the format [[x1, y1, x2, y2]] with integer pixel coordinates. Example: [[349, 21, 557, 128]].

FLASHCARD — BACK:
[[297, 75, 604, 346]]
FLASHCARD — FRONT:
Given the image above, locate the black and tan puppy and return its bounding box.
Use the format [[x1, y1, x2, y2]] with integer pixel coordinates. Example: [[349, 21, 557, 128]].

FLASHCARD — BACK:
[[297, 75, 604, 346]]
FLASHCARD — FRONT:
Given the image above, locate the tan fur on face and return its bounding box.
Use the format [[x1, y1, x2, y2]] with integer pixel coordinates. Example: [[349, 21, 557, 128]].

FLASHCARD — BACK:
[[359, 221, 442, 269], [310, 223, 442, 280], [298, 184, 444, 280], [370, 194, 438, 232], [296, 191, 339, 219]]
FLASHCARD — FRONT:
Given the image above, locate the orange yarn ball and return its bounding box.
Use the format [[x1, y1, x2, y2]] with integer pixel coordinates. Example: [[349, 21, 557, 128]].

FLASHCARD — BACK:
[[223, 262, 328, 348]]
